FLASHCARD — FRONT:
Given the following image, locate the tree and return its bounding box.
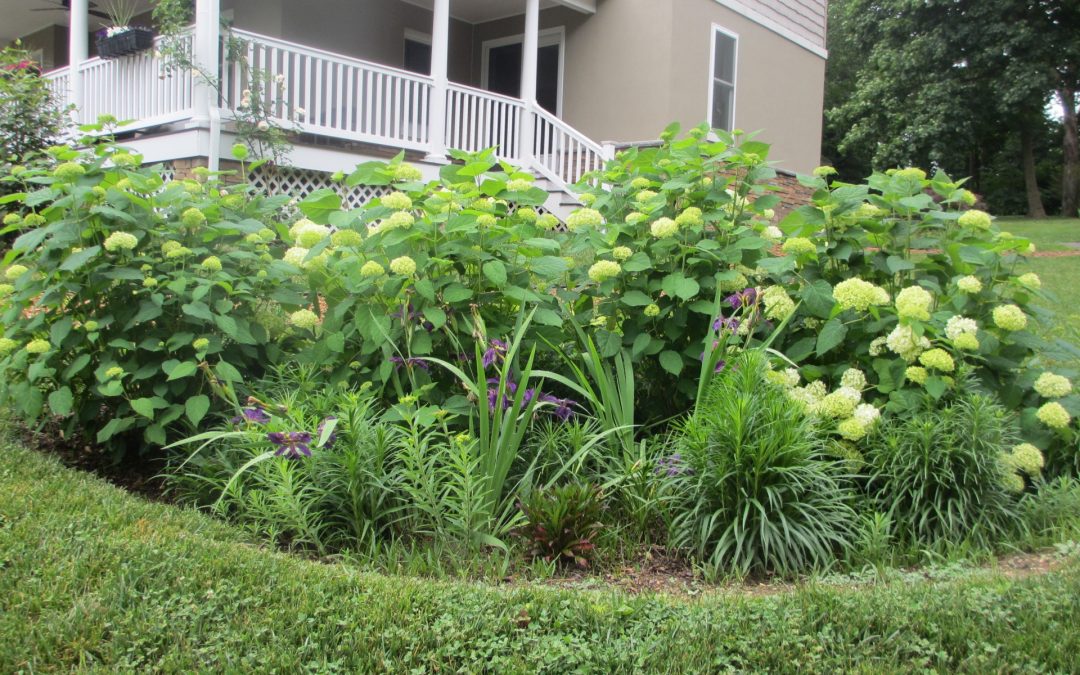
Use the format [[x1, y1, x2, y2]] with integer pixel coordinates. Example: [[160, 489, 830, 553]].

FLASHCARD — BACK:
[[825, 0, 1080, 218]]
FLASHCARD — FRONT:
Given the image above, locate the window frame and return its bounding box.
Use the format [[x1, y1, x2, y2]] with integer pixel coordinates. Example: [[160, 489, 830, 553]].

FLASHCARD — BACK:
[[707, 23, 739, 132], [403, 28, 433, 75]]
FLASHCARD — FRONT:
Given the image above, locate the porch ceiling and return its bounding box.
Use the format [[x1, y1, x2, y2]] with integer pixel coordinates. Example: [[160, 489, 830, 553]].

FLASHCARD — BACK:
[[2, 0, 155, 44], [399, 0, 593, 24]]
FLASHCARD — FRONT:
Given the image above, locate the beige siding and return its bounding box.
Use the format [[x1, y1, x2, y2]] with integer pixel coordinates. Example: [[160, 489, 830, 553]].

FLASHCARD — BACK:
[[666, 0, 825, 173]]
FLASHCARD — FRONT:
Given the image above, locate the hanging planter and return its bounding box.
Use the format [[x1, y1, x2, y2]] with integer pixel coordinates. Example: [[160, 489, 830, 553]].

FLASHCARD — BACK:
[[95, 27, 155, 59]]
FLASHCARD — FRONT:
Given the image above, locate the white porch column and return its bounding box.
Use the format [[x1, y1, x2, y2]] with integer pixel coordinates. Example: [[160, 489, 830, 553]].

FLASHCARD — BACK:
[[425, 0, 451, 163], [191, 0, 221, 126], [68, 0, 88, 122], [519, 0, 540, 166]]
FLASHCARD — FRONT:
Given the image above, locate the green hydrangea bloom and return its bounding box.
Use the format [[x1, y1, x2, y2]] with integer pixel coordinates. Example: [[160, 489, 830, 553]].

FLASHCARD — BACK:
[[360, 261, 385, 277], [818, 387, 861, 419], [840, 368, 866, 390], [0, 338, 18, 354], [289, 309, 320, 330], [142, 277, 158, 288], [567, 208, 603, 231], [837, 417, 869, 441], [1001, 471, 1025, 494], [833, 278, 890, 312], [905, 366, 929, 384], [1034, 372, 1072, 399], [1009, 443, 1045, 475], [0, 284, 14, 297], [781, 237, 815, 258], [192, 338, 210, 351], [506, 178, 533, 192], [895, 286, 932, 321], [165, 246, 193, 259], [181, 207, 207, 228], [894, 167, 926, 181], [1036, 401, 1071, 429], [958, 209, 992, 230], [381, 191, 413, 210], [25, 338, 51, 354], [2, 213, 21, 226], [588, 260, 621, 283], [201, 256, 222, 272], [331, 229, 363, 247], [650, 217, 678, 239], [1017, 272, 1041, 290], [22, 214, 45, 227], [537, 214, 559, 230], [392, 163, 423, 182], [644, 303, 660, 317], [956, 275, 983, 293], [675, 207, 703, 228], [812, 165, 838, 178], [103, 232, 138, 252], [992, 304, 1027, 331], [516, 207, 537, 223], [612, 246, 633, 261], [634, 190, 659, 203], [53, 162, 86, 180], [630, 177, 652, 190], [919, 348, 955, 372], [5, 265, 29, 280], [886, 324, 930, 362], [761, 286, 795, 321], [389, 256, 417, 277], [283, 247, 310, 267], [952, 333, 980, 351], [104, 366, 125, 379], [295, 222, 331, 247]]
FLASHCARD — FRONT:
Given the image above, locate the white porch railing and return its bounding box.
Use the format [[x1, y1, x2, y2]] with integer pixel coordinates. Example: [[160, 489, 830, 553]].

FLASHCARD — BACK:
[[225, 29, 433, 152], [43, 27, 611, 194], [446, 83, 525, 161], [44, 31, 195, 129]]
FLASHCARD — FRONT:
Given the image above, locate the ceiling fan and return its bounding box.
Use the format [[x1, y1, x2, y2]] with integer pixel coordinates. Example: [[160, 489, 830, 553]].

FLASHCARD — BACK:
[[31, 0, 112, 20]]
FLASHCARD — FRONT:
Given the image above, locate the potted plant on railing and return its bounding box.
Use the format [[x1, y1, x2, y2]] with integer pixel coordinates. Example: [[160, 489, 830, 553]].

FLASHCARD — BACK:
[[95, 0, 155, 59]]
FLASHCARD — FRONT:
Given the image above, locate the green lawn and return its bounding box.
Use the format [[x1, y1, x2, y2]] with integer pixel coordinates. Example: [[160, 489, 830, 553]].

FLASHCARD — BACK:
[[1000, 218, 1080, 369], [2, 437, 1080, 672]]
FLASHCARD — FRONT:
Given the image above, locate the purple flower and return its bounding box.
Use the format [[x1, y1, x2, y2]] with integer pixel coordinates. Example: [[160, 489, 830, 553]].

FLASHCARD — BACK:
[[725, 287, 758, 309], [267, 431, 312, 458], [656, 453, 692, 477], [539, 392, 577, 421], [316, 416, 338, 448], [242, 406, 271, 424], [486, 377, 518, 411], [482, 339, 508, 370], [712, 316, 740, 332]]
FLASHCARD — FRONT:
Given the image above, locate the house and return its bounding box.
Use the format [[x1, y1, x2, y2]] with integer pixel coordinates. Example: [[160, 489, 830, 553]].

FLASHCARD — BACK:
[[6, 0, 827, 213]]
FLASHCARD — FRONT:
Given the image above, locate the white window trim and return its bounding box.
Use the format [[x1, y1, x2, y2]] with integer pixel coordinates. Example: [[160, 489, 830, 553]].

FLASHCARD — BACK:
[[480, 26, 566, 118], [707, 23, 739, 133]]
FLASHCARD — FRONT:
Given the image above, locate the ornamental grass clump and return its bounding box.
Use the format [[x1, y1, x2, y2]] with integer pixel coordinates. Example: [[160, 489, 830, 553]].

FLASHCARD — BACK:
[[863, 386, 1022, 550], [669, 351, 857, 576]]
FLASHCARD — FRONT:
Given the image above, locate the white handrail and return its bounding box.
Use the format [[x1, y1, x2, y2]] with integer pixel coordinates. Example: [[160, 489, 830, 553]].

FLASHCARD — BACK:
[[224, 29, 433, 152], [530, 107, 612, 191]]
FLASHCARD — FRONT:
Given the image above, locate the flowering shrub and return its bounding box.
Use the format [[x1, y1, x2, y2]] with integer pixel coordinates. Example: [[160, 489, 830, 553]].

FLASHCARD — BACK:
[[0, 44, 67, 166], [0, 141, 306, 454], [764, 165, 1078, 471]]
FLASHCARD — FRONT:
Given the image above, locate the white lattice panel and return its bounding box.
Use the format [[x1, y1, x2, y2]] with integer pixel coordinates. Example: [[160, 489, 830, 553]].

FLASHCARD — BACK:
[[249, 167, 390, 209], [158, 162, 176, 184]]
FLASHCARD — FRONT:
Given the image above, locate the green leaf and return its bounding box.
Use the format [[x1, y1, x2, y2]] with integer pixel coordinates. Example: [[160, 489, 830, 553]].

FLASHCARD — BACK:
[[297, 189, 342, 224], [533, 308, 563, 327], [620, 290, 654, 307], [885, 255, 915, 273], [182, 302, 214, 321], [131, 397, 159, 420], [414, 278, 436, 301], [215, 361, 244, 383], [659, 350, 684, 376], [482, 260, 507, 286], [816, 318, 848, 356], [97, 416, 136, 443], [594, 329, 622, 358], [801, 279, 835, 318], [529, 256, 568, 277], [185, 395, 211, 426], [326, 332, 345, 352], [422, 306, 447, 329], [47, 386, 73, 416], [661, 273, 700, 301], [442, 284, 473, 303], [166, 361, 198, 381], [59, 246, 101, 272], [622, 252, 652, 273]]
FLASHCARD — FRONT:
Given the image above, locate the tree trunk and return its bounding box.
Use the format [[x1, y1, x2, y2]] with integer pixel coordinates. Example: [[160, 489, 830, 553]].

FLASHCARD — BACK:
[[1061, 87, 1080, 217], [1021, 125, 1047, 218]]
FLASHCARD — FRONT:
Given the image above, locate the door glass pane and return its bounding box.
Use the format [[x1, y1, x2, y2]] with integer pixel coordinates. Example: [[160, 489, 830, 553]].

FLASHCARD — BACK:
[[488, 44, 523, 98], [537, 44, 560, 114]]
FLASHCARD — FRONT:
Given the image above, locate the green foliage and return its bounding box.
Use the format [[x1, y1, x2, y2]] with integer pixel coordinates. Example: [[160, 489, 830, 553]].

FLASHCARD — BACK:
[[0, 139, 304, 455], [0, 45, 66, 164], [863, 387, 1023, 549], [670, 351, 857, 575], [1021, 476, 1080, 545], [516, 482, 604, 567]]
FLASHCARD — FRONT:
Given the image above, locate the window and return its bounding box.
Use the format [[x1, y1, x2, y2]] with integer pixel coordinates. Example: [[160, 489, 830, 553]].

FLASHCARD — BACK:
[[403, 30, 432, 75], [709, 26, 737, 132]]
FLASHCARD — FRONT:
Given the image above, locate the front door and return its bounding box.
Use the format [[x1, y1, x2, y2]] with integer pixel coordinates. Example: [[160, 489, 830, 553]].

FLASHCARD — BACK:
[[484, 34, 561, 116]]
